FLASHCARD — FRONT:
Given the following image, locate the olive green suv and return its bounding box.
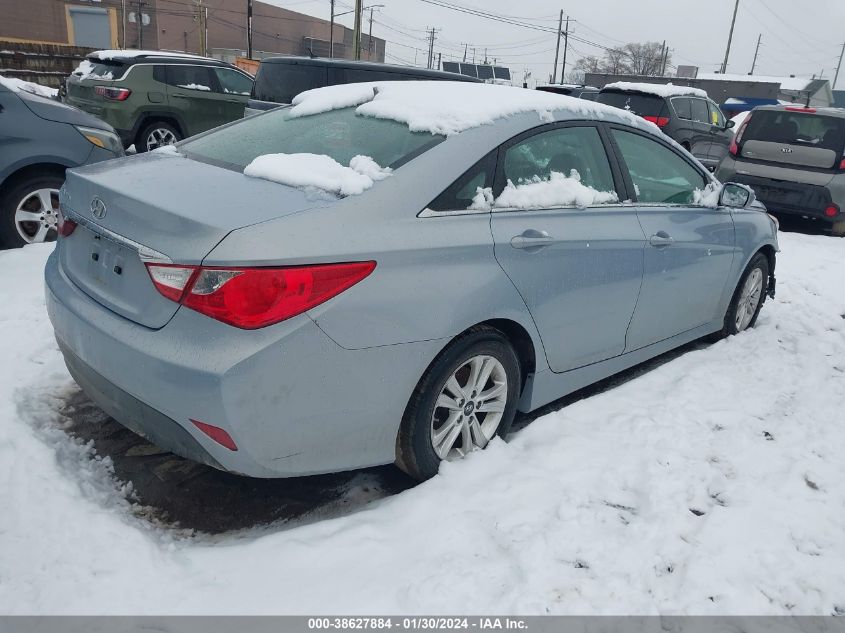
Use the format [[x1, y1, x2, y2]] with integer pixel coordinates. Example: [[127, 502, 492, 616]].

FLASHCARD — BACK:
[[64, 51, 254, 152]]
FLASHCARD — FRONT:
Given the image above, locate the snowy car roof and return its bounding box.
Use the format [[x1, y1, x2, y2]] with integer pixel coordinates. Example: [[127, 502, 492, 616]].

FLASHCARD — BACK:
[[87, 49, 210, 62], [289, 81, 657, 137], [602, 81, 708, 99]]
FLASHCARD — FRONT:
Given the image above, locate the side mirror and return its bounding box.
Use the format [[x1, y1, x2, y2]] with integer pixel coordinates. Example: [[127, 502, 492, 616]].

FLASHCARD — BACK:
[[726, 119, 736, 130], [719, 182, 756, 208]]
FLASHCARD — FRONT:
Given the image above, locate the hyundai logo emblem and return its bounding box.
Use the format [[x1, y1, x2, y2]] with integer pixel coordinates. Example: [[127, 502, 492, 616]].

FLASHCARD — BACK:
[[91, 197, 107, 219]]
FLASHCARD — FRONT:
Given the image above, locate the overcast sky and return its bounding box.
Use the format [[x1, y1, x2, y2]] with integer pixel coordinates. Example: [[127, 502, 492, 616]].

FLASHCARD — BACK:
[[264, 0, 845, 89]]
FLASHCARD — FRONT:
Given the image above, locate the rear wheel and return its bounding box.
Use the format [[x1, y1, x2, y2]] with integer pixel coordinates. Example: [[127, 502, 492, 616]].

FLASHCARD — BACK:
[[715, 252, 770, 339], [0, 174, 64, 248], [396, 327, 521, 481], [138, 121, 181, 153], [832, 220, 845, 237]]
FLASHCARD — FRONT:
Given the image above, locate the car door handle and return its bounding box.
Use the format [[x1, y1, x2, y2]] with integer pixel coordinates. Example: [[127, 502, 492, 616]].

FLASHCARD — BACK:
[[649, 231, 675, 248], [510, 229, 554, 250]]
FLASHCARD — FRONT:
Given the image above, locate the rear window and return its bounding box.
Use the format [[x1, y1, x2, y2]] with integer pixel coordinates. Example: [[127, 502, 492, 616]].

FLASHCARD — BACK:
[[253, 63, 327, 104], [75, 60, 126, 79], [180, 106, 444, 172], [596, 91, 665, 117], [743, 110, 845, 153]]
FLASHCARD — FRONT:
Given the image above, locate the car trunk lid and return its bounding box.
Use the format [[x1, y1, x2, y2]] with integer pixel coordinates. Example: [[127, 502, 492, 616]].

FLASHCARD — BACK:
[[58, 152, 330, 329]]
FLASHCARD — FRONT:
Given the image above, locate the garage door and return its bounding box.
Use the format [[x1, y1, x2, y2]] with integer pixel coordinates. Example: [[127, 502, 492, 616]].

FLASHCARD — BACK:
[[70, 7, 111, 48]]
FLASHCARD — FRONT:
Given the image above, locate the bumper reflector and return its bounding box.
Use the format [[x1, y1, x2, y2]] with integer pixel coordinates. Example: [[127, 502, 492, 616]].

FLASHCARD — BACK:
[[190, 419, 238, 451]]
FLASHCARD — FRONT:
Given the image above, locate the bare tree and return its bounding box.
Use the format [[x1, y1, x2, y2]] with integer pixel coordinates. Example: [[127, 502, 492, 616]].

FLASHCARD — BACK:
[[573, 42, 671, 80]]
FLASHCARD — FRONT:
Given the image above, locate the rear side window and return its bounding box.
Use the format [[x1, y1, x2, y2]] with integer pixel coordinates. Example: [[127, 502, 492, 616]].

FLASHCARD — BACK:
[[253, 64, 327, 104], [165, 65, 216, 92], [690, 98, 710, 124], [672, 97, 692, 120], [427, 152, 497, 211], [214, 68, 253, 95], [708, 102, 726, 127], [743, 110, 845, 153], [611, 129, 707, 204], [596, 91, 665, 117]]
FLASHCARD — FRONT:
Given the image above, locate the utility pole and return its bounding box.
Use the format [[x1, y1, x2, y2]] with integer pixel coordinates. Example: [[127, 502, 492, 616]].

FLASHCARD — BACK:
[[561, 15, 569, 82], [367, 7, 376, 60], [352, 0, 363, 60], [721, 0, 740, 73], [661, 46, 669, 76], [329, 0, 335, 58], [834, 42, 845, 90], [462, 42, 467, 62], [136, 0, 146, 49], [247, 0, 253, 58], [426, 27, 439, 69], [122, 0, 126, 48], [659, 40, 666, 75], [437, 52, 441, 70], [552, 9, 563, 84], [750, 33, 761, 74]]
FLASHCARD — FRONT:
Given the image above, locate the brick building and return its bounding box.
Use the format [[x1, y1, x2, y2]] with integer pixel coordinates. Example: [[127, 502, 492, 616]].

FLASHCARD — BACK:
[[0, 0, 384, 61]]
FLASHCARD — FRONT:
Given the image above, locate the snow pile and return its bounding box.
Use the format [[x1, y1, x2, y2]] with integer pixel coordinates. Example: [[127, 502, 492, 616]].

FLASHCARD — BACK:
[[151, 144, 181, 156], [491, 170, 618, 210], [693, 182, 722, 208], [244, 153, 391, 196], [730, 110, 751, 133], [90, 49, 206, 61], [3, 232, 845, 614], [0, 75, 58, 98], [290, 81, 649, 136], [178, 83, 211, 91], [604, 81, 708, 99], [71, 60, 114, 80]]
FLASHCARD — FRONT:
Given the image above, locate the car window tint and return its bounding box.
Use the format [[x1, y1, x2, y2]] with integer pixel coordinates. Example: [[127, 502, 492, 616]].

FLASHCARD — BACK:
[[253, 64, 327, 103], [596, 91, 665, 117], [214, 68, 253, 95], [611, 129, 707, 205], [165, 65, 215, 91], [152, 65, 167, 83], [672, 97, 692, 120], [690, 98, 710, 124], [502, 126, 616, 195], [427, 151, 497, 211], [708, 101, 725, 127]]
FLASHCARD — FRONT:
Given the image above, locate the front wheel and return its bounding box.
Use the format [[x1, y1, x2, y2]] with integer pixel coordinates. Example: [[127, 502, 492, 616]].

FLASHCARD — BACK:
[[718, 252, 770, 338], [396, 327, 521, 481]]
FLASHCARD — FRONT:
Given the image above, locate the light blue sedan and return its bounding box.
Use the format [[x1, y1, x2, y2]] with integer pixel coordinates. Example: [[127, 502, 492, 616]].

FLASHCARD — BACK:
[[46, 82, 778, 481]]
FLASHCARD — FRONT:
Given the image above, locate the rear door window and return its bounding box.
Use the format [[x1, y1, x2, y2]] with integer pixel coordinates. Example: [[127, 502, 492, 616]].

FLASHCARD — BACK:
[[253, 64, 327, 104], [672, 97, 692, 120], [690, 99, 710, 124], [611, 129, 708, 204], [165, 65, 216, 92], [708, 101, 726, 127]]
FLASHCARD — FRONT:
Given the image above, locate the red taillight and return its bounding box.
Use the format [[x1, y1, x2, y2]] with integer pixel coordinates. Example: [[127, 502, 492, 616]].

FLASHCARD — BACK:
[[839, 158, 845, 170], [824, 204, 839, 217], [190, 419, 238, 451], [57, 206, 77, 237], [94, 86, 132, 101], [145, 262, 376, 329], [643, 115, 670, 128]]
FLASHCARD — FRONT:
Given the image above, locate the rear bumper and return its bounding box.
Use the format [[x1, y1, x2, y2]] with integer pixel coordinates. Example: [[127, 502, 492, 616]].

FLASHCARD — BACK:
[[45, 249, 443, 477]]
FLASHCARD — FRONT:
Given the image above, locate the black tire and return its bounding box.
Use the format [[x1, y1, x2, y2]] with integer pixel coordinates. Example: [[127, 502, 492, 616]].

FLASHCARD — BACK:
[[137, 121, 181, 153], [832, 220, 845, 237], [713, 252, 770, 339], [0, 173, 64, 249], [396, 326, 522, 481]]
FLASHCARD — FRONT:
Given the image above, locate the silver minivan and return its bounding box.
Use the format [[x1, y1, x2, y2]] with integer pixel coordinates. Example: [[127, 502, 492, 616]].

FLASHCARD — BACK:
[[716, 105, 845, 235]]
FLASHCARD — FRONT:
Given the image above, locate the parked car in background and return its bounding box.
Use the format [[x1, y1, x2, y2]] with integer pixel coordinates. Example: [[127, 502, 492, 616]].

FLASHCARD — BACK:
[[596, 82, 734, 171], [0, 76, 122, 248], [64, 50, 254, 152], [247, 57, 480, 114], [716, 104, 845, 236], [536, 84, 599, 100], [46, 82, 777, 482]]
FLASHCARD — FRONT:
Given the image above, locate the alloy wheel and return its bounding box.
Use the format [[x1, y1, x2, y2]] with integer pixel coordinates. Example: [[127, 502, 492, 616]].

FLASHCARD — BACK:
[[735, 268, 763, 331], [14, 188, 60, 244], [146, 128, 177, 151], [430, 354, 508, 460]]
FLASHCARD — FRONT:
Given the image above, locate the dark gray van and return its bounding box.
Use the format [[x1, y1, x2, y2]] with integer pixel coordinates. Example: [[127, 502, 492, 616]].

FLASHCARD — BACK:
[[247, 57, 481, 114]]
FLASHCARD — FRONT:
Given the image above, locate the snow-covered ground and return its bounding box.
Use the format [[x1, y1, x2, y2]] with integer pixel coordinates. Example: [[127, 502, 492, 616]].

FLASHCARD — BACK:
[[1, 231, 844, 615]]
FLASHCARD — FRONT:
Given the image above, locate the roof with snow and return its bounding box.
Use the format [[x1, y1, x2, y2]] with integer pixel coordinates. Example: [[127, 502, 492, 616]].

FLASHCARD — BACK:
[[289, 81, 656, 136], [88, 49, 209, 62], [603, 81, 708, 99], [696, 72, 819, 92]]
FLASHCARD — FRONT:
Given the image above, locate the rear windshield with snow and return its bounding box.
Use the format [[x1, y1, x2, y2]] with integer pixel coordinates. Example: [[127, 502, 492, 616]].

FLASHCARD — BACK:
[[74, 60, 126, 79], [743, 110, 845, 154], [180, 106, 445, 171], [595, 91, 666, 117]]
